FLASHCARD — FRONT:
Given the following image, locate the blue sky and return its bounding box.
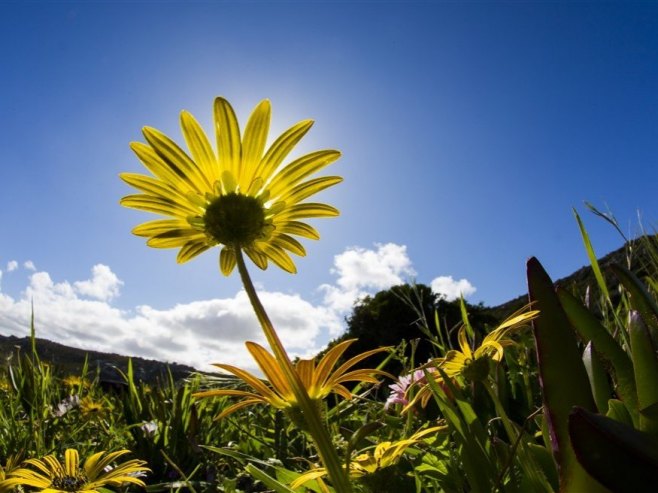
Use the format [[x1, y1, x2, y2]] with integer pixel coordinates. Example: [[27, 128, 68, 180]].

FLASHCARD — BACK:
[[1, 2, 656, 371]]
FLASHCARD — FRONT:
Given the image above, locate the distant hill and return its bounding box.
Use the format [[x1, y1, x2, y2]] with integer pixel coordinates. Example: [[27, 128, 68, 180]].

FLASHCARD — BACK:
[[0, 334, 196, 384], [488, 234, 656, 320], [1, 235, 654, 382]]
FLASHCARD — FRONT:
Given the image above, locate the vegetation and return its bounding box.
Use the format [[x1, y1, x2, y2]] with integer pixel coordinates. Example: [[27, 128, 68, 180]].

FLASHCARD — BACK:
[[0, 206, 656, 492]]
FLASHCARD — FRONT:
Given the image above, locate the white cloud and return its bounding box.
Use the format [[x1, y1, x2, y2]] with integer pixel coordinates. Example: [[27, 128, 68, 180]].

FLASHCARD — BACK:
[[24, 261, 36, 271], [430, 275, 477, 301], [0, 242, 476, 374], [7, 261, 18, 272], [74, 264, 123, 301], [320, 243, 416, 314], [0, 266, 340, 373]]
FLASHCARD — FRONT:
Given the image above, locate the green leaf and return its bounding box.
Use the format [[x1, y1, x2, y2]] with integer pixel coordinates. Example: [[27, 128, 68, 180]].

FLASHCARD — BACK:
[[245, 464, 297, 493], [573, 208, 610, 302], [629, 311, 658, 434], [611, 263, 658, 346], [527, 257, 606, 493], [569, 406, 658, 492], [557, 288, 638, 417], [582, 342, 612, 414]]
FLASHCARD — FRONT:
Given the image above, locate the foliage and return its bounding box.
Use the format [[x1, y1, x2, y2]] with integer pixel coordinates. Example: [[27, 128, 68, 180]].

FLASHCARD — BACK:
[[1, 205, 655, 492]]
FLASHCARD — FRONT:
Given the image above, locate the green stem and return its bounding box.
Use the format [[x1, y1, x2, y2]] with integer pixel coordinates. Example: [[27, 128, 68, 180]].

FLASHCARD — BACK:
[[235, 249, 352, 493]]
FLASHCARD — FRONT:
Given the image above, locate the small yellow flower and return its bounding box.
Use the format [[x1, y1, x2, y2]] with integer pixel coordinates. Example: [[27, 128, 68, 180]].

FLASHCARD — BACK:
[[1, 449, 149, 493], [290, 425, 445, 488], [194, 338, 392, 419], [121, 97, 342, 275], [79, 397, 109, 420], [403, 308, 539, 411]]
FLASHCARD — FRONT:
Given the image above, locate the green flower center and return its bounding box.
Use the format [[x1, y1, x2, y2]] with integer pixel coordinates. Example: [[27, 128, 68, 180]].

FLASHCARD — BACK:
[[51, 474, 88, 492], [204, 193, 266, 246]]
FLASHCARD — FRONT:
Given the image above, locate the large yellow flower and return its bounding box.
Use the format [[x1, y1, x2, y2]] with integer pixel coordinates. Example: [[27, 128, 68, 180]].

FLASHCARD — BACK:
[[1, 449, 149, 493], [194, 338, 392, 419], [120, 97, 342, 275]]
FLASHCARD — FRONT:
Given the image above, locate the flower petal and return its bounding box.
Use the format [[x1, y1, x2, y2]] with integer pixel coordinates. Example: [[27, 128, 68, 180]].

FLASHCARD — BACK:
[[267, 150, 341, 200], [214, 97, 242, 180], [240, 99, 271, 190], [255, 119, 314, 184]]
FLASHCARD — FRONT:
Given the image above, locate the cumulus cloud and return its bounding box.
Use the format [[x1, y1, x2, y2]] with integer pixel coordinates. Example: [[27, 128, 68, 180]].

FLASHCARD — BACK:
[[430, 275, 477, 301], [320, 243, 416, 315], [74, 264, 123, 301], [0, 242, 476, 373], [6, 261, 18, 272], [24, 261, 36, 271], [0, 265, 341, 373]]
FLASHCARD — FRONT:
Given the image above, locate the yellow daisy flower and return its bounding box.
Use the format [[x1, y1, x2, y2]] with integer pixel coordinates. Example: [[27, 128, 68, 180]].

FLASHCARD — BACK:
[[1, 449, 149, 493], [194, 338, 392, 420], [290, 425, 445, 488], [120, 97, 342, 275], [403, 308, 539, 411]]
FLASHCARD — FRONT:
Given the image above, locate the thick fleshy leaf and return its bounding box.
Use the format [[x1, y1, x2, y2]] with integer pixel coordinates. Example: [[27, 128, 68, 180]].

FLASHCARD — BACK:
[[214, 97, 242, 179], [558, 287, 638, 414], [527, 257, 605, 493], [611, 264, 658, 345], [583, 342, 613, 414], [569, 407, 656, 492], [629, 311, 658, 433], [267, 150, 341, 200]]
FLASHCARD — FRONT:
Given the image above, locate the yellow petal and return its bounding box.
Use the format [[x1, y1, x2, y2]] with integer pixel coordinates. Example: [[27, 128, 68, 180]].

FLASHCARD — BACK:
[[219, 247, 237, 276], [271, 234, 306, 257], [267, 150, 341, 200], [180, 110, 219, 185], [64, 449, 79, 476], [255, 119, 314, 184], [120, 194, 199, 218], [275, 221, 320, 240], [278, 176, 343, 206], [214, 97, 242, 180], [263, 246, 297, 273], [132, 219, 191, 237], [276, 203, 339, 221], [240, 99, 271, 190], [177, 241, 211, 264], [143, 126, 211, 193], [313, 339, 356, 389], [244, 246, 269, 270], [246, 342, 294, 400]]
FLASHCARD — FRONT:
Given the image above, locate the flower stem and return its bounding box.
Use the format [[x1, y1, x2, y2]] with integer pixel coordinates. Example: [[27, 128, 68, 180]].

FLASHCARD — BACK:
[[235, 249, 352, 493]]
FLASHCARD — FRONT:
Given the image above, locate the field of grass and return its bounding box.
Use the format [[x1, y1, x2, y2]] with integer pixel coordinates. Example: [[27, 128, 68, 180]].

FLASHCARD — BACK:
[[1, 209, 657, 493]]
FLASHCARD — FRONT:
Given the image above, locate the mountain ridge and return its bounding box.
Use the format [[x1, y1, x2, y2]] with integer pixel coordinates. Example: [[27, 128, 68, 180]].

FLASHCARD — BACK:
[[1, 236, 653, 383]]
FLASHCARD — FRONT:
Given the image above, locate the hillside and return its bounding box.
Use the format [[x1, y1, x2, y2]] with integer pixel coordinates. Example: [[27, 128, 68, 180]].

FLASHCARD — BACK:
[[1, 235, 654, 383], [0, 334, 196, 384]]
